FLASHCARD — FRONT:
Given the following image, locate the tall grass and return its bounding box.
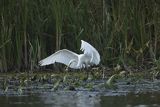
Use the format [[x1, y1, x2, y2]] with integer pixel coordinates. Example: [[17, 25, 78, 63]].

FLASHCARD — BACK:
[[0, 0, 160, 72]]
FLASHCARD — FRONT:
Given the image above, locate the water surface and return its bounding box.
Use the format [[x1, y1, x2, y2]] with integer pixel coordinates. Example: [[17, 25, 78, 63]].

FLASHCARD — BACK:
[[0, 91, 160, 107]]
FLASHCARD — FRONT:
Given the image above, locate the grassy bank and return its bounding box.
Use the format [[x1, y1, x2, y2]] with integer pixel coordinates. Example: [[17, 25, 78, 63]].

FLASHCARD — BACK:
[[0, 0, 160, 72]]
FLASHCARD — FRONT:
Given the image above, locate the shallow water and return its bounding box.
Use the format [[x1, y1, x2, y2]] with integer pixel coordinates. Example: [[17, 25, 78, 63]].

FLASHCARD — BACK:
[[0, 91, 160, 107], [0, 72, 160, 107]]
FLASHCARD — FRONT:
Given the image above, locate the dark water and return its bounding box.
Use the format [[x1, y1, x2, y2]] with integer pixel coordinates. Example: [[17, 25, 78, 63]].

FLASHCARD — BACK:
[[101, 92, 160, 107], [0, 91, 160, 107]]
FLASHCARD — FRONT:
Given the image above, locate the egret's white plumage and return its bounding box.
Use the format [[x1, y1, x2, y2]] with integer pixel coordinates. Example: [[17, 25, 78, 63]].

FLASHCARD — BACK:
[[80, 40, 100, 65], [39, 40, 100, 69]]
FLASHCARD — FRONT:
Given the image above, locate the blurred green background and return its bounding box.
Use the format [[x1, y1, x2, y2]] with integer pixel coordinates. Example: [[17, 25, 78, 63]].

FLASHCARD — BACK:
[[0, 0, 160, 72]]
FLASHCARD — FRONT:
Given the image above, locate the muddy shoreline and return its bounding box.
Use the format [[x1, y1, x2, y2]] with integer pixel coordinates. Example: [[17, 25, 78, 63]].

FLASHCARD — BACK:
[[0, 70, 160, 96]]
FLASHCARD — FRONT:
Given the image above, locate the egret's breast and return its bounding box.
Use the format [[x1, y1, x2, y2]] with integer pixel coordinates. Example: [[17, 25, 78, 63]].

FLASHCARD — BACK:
[[79, 54, 91, 63]]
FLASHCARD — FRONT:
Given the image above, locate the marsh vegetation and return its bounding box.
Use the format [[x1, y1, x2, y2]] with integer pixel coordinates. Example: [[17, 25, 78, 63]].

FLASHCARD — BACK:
[[0, 0, 160, 72], [1, 0, 160, 106]]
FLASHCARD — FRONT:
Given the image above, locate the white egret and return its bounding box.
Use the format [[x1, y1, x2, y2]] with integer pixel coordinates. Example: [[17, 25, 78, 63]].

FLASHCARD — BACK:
[[39, 40, 100, 69]]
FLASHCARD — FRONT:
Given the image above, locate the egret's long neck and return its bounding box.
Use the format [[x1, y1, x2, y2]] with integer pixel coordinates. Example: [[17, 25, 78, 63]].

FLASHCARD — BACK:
[[68, 59, 77, 67], [76, 54, 83, 68]]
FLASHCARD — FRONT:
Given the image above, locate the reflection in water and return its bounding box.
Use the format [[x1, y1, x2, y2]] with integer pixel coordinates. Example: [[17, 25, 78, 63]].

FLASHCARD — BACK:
[[0, 95, 46, 107], [0, 92, 100, 107], [40, 91, 100, 107], [101, 92, 160, 107], [0, 92, 160, 107]]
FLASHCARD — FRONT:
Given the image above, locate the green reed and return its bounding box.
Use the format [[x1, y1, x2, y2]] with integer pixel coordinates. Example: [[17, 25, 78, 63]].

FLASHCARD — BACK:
[[0, 0, 160, 72]]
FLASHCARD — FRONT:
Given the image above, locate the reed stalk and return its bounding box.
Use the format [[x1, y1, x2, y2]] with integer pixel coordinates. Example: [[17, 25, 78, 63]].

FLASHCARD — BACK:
[[0, 0, 160, 72]]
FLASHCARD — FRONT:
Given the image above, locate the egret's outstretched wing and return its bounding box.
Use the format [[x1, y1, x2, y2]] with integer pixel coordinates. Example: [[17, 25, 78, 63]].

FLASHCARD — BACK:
[[39, 49, 79, 69], [80, 40, 100, 65]]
